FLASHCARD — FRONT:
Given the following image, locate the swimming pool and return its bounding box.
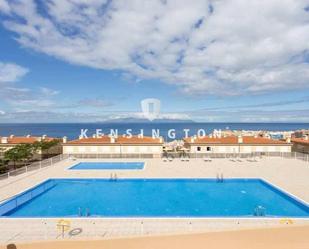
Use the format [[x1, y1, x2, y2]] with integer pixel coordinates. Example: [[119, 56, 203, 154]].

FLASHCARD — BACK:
[[69, 162, 144, 170], [1, 178, 309, 217]]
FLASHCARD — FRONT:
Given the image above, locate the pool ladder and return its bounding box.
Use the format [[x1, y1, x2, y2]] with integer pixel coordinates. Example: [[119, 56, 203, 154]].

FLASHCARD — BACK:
[[254, 205, 266, 216], [110, 173, 118, 181], [78, 207, 90, 217], [216, 173, 224, 183]]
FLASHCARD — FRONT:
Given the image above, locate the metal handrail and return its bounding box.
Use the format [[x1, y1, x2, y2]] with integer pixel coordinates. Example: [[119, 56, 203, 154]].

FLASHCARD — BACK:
[[64, 152, 309, 162], [0, 154, 69, 180], [0, 151, 308, 181]]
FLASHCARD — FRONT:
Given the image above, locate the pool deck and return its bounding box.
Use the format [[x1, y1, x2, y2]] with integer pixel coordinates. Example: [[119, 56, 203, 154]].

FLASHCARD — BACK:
[[0, 156, 309, 244]]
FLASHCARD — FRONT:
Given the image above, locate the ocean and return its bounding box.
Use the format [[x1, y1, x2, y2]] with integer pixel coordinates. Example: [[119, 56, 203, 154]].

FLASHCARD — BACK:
[[0, 123, 308, 141]]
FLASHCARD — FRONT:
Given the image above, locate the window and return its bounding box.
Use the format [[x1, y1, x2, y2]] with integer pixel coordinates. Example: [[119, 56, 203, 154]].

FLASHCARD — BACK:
[[206, 147, 211, 151], [197, 146, 201, 152]]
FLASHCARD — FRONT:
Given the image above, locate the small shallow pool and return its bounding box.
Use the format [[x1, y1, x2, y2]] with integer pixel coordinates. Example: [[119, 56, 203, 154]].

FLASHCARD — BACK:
[[1, 178, 309, 218], [69, 162, 144, 170]]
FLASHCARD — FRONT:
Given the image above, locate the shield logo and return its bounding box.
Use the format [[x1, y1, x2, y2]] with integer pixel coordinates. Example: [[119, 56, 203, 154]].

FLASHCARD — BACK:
[[141, 98, 161, 121]]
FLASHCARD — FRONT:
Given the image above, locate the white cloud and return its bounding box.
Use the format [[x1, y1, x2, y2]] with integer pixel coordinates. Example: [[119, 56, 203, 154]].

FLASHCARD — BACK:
[[0, 62, 28, 84], [0, 0, 10, 14], [0, 109, 192, 123], [2, 107, 309, 123], [39, 87, 59, 96], [77, 98, 111, 108], [104, 111, 191, 121], [1, 0, 309, 95], [188, 108, 309, 123], [0, 86, 60, 111]]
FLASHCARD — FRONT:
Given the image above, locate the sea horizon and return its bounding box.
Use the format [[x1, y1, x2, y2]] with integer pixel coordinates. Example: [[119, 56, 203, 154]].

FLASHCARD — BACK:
[[1, 122, 309, 141]]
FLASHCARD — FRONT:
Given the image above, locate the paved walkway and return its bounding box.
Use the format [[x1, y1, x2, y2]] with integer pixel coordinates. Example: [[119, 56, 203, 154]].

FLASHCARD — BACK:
[[4, 225, 309, 249], [0, 157, 309, 244]]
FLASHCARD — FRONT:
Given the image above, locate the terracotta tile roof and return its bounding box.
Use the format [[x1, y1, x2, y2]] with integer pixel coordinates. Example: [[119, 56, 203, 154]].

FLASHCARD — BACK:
[[292, 138, 309, 145], [0, 136, 56, 144], [242, 137, 289, 144], [117, 136, 162, 144], [184, 136, 289, 145], [66, 136, 163, 145], [67, 136, 112, 144]]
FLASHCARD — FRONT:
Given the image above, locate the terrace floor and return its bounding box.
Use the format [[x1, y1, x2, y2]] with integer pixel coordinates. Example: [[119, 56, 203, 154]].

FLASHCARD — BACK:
[[0, 156, 309, 244]]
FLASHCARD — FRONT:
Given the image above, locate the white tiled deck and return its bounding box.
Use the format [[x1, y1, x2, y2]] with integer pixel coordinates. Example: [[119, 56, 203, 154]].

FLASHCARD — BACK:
[[0, 156, 309, 244]]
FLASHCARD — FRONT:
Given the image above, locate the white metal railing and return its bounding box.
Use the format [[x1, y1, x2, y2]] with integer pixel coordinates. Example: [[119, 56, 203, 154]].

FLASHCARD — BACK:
[[0, 154, 69, 181], [66, 152, 309, 162], [68, 153, 156, 159], [1, 151, 307, 181]]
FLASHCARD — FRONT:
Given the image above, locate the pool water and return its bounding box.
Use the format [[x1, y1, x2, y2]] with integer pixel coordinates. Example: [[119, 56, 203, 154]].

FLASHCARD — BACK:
[[69, 162, 144, 170], [1, 178, 309, 217]]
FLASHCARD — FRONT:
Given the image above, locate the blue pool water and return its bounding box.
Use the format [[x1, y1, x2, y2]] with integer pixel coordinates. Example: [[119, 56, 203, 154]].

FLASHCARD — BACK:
[[69, 162, 144, 170], [1, 178, 309, 217]]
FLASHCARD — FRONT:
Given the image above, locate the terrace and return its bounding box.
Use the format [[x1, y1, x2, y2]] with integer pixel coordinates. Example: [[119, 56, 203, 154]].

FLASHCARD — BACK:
[[0, 153, 309, 244]]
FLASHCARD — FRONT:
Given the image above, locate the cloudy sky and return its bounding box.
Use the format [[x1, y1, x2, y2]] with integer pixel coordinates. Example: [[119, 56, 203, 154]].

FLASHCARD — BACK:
[[0, 0, 309, 122]]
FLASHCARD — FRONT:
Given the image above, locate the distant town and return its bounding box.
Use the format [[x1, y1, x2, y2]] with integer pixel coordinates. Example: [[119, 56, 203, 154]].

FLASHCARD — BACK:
[[1, 128, 309, 175]]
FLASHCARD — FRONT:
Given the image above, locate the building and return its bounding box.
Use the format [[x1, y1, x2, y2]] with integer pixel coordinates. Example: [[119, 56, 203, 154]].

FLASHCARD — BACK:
[[292, 136, 309, 154], [0, 135, 62, 159], [294, 130, 309, 138], [212, 129, 293, 140], [62, 136, 164, 157], [183, 135, 292, 154]]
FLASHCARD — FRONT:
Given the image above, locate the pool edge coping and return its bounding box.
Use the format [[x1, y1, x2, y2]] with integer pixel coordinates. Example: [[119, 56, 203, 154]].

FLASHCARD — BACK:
[[1, 177, 309, 219]]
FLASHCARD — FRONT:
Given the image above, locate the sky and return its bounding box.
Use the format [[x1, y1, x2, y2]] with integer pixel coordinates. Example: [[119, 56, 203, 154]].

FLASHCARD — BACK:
[[0, 0, 309, 123]]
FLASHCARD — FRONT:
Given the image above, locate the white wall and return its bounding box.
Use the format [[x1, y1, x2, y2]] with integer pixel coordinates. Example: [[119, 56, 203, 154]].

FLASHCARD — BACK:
[[190, 144, 291, 153], [63, 145, 163, 154]]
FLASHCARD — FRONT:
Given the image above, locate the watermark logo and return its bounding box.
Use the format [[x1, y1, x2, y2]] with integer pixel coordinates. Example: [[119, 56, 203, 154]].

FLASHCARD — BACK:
[[141, 98, 161, 121], [78, 97, 214, 140]]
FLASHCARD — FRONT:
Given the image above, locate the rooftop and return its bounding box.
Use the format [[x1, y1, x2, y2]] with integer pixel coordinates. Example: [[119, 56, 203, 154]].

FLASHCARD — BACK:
[[184, 136, 290, 145], [66, 136, 163, 145], [292, 137, 309, 145], [0, 136, 56, 144]]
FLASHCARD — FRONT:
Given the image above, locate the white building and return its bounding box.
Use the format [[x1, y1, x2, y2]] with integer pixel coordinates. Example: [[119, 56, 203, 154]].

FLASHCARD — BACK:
[[62, 136, 164, 156], [183, 135, 292, 154]]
